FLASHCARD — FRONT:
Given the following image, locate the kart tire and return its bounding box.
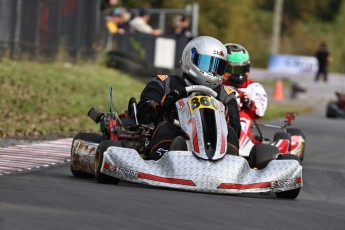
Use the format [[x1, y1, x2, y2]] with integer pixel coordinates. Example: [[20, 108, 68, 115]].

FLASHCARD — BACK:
[[275, 154, 301, 199], [326, 102, 338, 118], [170, 136, 188, 151], [275, 188, 301, 199], [70, 133, 102, 178], [249, 144, 280, 169], [276, 153, 301, 164], [273, 132, 291, 142], [286, 128, 306, 161], [94, 140, 121, 184], [286, 128, 306, 140]]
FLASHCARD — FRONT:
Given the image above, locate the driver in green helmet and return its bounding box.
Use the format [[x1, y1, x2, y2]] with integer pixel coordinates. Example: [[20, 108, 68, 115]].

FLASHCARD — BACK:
[[222, 43, 267, 121]]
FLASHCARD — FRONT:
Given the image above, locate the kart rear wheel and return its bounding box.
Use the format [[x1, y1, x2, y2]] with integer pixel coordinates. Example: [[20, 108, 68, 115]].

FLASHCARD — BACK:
[[275, 154, 301, 199], [94, 140, 121, 184], [286, 128, 306, 161], [249, 144, 279, 169], [70, 133, 102, 178], [273, 132, 291, 142]]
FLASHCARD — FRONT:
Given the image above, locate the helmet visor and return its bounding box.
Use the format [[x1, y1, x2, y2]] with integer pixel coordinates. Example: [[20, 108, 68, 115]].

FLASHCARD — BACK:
[[191, 48, 227, 75], [226, 64, 250, 75]]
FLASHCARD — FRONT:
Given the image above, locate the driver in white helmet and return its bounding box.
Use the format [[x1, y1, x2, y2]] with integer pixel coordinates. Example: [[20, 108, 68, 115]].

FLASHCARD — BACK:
[[137, 36, 241, 160]]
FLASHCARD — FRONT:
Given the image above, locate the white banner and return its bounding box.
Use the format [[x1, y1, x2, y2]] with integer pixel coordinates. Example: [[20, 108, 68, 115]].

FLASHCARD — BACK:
[[154, 37, 176, 69], [268, 54, 318, 74]]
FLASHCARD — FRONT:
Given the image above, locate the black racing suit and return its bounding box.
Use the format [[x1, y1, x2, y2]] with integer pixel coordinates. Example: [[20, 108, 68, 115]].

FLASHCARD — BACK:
[[137, 74, 241, 160]]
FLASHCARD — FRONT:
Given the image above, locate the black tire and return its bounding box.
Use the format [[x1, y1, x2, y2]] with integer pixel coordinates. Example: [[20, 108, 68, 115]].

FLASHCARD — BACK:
[[273, 132, 291, 142], [94, 140, 122, 184], [170, 136, 188, 151], [226, 144, 239, 156], [286, 128, 306, 161], [70, 133, 102, 178], [249, 144, 280, 169], [286, 128, 306, 140], [275, 188, 301, 199], [275, 154, 301, 199], [276, 153, 301, 164], [326, 102, 338, 118]]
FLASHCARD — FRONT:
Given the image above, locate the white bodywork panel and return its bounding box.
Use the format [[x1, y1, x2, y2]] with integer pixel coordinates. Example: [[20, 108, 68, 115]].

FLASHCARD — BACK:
[[101, 147, 302, 194]]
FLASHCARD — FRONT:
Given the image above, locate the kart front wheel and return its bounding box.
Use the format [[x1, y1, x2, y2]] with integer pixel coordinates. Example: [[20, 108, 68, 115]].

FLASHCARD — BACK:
[[249, 144, 280, 169], [275, 188, 301, 199], [94, 140, 121, 184], [275, 154, 301, 199], [70, 133, 102, 178]]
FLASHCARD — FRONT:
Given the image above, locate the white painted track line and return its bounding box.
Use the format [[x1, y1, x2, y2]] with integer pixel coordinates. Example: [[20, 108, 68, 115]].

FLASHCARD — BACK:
[[0, 138, 72, 175]]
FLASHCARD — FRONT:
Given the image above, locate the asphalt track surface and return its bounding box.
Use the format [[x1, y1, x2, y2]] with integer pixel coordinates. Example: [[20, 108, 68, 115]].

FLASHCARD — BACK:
[[1, 113, 345, 230]]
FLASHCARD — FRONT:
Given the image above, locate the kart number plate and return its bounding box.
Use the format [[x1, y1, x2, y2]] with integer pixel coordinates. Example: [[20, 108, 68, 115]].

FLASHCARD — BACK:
[[188, 96, 219, 114]]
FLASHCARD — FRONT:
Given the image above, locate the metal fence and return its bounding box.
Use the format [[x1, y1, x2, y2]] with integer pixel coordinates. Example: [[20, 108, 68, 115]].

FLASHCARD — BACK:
[[107, 33, 190, 76], [0, 1, 198, 75], [0, 0, 101, 60]]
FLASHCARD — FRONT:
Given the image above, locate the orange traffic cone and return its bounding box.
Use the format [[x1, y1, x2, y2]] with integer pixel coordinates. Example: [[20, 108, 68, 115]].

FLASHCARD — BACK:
[[273, 80, 284, 101]]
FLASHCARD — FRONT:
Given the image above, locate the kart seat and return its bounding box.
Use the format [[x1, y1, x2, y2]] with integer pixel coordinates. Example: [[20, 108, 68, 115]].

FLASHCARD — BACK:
[[121, 118, 137, 126], [120, 118, 139, 131]]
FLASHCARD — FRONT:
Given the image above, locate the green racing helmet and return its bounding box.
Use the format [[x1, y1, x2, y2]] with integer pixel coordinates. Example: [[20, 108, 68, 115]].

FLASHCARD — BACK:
[[224, 43, 250, 86]]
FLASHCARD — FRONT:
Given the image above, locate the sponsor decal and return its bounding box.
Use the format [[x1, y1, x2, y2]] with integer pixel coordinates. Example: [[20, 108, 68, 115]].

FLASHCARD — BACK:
[[104, 162, 138, 178], [271, 177, 302, 189], [117, 166, 138, 178], [156, 148, 169, 157], [224, 86, 235, 95], [213, 50, 224, 57], [157, 75, 168, 81], [218, 177, 302, 190]]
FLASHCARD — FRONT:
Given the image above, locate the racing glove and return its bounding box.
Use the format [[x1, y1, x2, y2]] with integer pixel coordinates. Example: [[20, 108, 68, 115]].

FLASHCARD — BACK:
[[161, 88, 188, 111], [238, 90, 252, 110]]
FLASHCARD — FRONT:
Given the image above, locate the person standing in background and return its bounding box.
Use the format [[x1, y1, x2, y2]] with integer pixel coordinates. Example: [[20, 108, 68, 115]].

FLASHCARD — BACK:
[[169, 14, 193, 40], [129, 8, 161, 36], [105, 8, 126, 34], [315, 41, 333, 82]]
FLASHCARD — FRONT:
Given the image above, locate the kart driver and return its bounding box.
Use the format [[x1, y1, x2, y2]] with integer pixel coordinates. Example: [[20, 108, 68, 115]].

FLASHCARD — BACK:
[[222, 43, 267, 130], [136, 36, 241, 160]]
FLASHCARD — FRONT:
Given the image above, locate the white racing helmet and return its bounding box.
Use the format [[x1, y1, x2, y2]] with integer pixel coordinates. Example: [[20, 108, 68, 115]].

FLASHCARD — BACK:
[[181, 36, 228, 89]]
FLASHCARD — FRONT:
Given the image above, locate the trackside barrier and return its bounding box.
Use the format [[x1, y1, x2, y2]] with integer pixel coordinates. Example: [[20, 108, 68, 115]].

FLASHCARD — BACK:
[[106, 33, 190, 76]]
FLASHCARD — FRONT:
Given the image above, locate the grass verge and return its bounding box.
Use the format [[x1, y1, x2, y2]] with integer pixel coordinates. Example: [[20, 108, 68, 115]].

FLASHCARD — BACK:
[[0, 59, 144, 138], [0, 59, 313, 139]]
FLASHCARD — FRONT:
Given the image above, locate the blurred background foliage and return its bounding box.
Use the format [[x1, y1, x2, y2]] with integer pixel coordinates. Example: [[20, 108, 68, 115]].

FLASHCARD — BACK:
[[122, 0, 345, 73]]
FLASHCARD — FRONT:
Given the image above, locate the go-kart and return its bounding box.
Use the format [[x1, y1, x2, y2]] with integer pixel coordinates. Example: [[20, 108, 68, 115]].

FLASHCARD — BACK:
[[238, 111, 306, 162], [326, 91, 345, 118], [70, 85, 303, 198]]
